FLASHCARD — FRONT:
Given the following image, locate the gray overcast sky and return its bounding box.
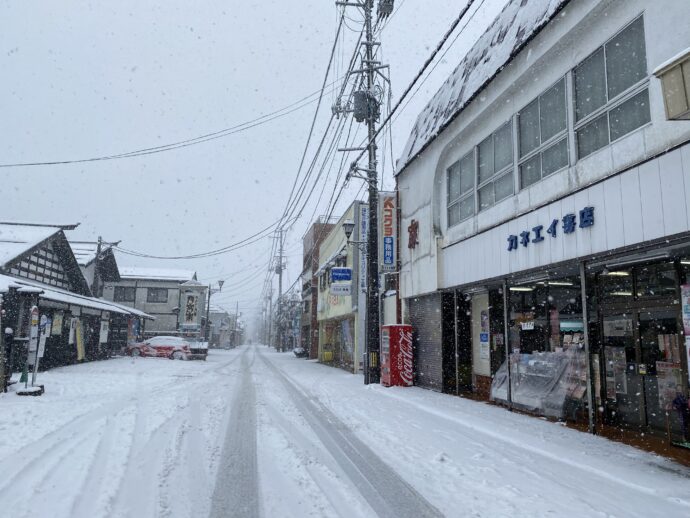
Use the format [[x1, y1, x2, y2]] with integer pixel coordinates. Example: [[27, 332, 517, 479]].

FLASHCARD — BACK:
[[0, 0, 506, 319]]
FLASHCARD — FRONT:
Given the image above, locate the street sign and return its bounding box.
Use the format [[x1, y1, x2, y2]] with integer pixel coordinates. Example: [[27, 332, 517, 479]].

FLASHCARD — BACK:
[[330, 283, 352, 296], [331, 267, 352, 282]]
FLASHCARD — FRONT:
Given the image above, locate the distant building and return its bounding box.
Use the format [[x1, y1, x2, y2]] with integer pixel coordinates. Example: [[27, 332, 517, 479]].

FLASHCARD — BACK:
[[301, 218, 335, 358], [69, 240, 121, 297], [102, 267, 207, 337], [316, 201, 368, 373], [0, 222, 152, 379]]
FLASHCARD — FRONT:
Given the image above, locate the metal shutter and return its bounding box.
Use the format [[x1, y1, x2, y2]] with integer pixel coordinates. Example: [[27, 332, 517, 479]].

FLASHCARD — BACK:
[[408, 293, 443, 391]]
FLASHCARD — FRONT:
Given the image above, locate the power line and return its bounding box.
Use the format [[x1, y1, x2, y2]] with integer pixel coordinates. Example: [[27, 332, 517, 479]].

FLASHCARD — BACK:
[[0, 79, 345, 169], [349, 0, 477, 169]]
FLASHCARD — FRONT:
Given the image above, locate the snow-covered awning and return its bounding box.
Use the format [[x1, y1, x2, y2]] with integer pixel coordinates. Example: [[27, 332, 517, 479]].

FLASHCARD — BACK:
[[0, 273, 154, 319]]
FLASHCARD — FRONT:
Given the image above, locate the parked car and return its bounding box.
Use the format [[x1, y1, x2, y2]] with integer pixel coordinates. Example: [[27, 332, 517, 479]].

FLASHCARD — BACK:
[[293, 347, 308, 358], [127, 336, 191, 360], [185, 340, 208, 360]]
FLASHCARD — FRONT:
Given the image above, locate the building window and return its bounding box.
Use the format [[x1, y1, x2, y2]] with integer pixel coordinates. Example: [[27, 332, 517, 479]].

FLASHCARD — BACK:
[[519, 77, 568, 189], [114, 286, 136, 302], [574, 16, 649, 159], [146, 287, 168, 303], [447, 151, 475, 226], [478, 122, 513, 211]]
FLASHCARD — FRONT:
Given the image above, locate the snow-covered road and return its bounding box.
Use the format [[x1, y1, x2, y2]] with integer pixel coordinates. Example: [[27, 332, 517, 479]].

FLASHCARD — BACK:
[[1, 345, 689, 518]]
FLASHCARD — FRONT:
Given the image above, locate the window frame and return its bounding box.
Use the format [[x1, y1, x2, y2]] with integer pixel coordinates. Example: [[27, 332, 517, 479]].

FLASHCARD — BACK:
[[146, 287, 168, 303], [113, 286, 136, 302], [477, 121, 514, 212], [446, 150, 475, 227], [517, 76, 570, 190], [574, 15, 650, 159]]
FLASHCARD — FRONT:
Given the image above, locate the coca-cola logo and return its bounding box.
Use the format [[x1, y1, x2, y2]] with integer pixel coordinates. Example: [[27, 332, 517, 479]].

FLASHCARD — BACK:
[[399, 329, 413, 386]]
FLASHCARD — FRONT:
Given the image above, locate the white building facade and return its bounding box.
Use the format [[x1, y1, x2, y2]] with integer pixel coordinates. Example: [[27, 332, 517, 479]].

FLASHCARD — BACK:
[[397, 0, 690, 439]]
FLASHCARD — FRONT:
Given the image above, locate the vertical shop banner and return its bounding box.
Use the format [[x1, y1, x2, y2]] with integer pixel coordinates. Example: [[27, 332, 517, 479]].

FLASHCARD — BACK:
[[51, 311, 63, 335], [99, 320, 110, 343], [359, 204, 368, 292], [28, 306, 39, 352], [378, 192, 397, 273], [38, 315, 50, 359], [184, 295, 198, 324], [75, 320, 85, 361], [69, 317, 77, 345]]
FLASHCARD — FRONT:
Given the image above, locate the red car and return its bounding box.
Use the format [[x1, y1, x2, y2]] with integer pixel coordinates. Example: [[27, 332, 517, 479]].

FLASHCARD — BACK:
[[127, 336, 191, 360]]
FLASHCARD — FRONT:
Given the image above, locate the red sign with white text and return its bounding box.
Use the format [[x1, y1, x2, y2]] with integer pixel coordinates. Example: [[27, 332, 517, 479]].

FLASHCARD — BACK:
[[381, 324, 414, 387]]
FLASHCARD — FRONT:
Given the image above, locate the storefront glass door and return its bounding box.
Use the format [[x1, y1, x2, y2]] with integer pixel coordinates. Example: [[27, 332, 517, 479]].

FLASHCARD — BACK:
[[638, 308, 681, 432], [602, 314, 643, 427], [602, 307, 683, 433]]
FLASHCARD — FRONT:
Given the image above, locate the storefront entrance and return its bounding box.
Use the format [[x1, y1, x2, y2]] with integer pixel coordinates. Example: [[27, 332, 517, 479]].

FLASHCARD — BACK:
[[598, 262, 685, 436]]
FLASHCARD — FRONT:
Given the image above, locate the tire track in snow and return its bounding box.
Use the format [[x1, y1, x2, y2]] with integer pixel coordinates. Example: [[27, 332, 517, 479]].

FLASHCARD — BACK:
[[258, 349, 443, 518], [210, 347, 260, 518], [254, 358, 375, 518]]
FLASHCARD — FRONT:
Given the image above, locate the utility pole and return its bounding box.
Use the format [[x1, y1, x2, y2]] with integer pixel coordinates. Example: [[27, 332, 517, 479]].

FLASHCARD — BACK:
[[92, 236, 102, 297], [234, 301, 240, 347], [267, 283, 273, 347], [274, 229, 285, 351], [335, 0, 391, 384]]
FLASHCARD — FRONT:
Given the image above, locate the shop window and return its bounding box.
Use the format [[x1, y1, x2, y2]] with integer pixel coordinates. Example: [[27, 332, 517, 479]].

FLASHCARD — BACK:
[[518, 78, 568, 189], [682, 258, 690, 283], [146, 287, 168, 303], [114, 286, 136, 302], [599, 269, 634, 298], [477, 122, 513, 211], [574, 16, 650, 159], [447, 151, 475, 226], [635, 262, 677, 298]]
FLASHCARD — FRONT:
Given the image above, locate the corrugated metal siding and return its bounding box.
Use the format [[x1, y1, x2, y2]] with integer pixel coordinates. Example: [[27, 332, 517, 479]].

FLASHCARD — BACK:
[[409, 293, 443, 391]]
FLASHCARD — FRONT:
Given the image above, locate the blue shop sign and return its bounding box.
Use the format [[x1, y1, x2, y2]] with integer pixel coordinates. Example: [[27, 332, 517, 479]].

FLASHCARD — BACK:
[[331, 267, 352, 282], [507, 207, 594, 252]]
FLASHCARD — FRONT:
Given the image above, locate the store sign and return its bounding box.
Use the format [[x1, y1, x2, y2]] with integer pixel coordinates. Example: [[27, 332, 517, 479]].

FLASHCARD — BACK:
[[378, 192, 397, 272], [330, 283, 351, 296], [479, 332, 490, 360], [331, 267, 352, 282], [521, 321, 535, 331], [507, 206, 594, 252], [359, 204, 368, 291]]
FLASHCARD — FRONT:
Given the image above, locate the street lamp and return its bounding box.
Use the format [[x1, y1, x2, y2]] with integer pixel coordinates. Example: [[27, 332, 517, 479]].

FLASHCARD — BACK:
[[342, 219, 367, 252]]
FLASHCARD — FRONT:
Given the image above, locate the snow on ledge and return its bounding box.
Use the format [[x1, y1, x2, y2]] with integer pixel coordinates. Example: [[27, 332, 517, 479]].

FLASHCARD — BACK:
[[397, 0, 571, 174]]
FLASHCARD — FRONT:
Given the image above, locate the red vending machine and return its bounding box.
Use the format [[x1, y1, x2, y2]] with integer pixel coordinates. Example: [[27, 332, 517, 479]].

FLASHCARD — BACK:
[[380, 324, 414, 387]]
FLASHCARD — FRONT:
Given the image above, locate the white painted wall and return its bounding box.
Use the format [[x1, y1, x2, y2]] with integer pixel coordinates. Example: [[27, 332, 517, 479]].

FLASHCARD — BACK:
[[442, 142, 690, 288], [399, 0, 690, 299]]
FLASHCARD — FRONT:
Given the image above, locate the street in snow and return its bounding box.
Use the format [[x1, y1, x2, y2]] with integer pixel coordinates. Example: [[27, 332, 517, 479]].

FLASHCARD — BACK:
[[1, 346, 688, 518]]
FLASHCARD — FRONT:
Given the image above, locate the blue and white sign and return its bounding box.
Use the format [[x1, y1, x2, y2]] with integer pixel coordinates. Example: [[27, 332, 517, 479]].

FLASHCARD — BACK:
[[507, 206, 594, 252], [331, 267, 352, 282], [379, 192, 397, 272]]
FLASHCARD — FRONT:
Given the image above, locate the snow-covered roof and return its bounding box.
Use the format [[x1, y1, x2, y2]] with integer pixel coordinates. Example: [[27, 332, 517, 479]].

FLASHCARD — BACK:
[[69, 241, 115, 267], [119, 267, 196, 282], [397, 0, 571, 173], [0, 273, 154, 319], [0, 223, 62, 267], [103, 300, 155, 320]]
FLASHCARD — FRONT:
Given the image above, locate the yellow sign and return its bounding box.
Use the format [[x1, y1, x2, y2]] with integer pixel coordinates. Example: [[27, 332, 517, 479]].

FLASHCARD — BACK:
[[75, 320, 85, 361]]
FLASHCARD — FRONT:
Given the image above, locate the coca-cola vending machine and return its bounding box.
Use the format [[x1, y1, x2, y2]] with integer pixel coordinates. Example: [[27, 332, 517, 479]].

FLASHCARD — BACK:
[[380, 324, 414, 387]]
